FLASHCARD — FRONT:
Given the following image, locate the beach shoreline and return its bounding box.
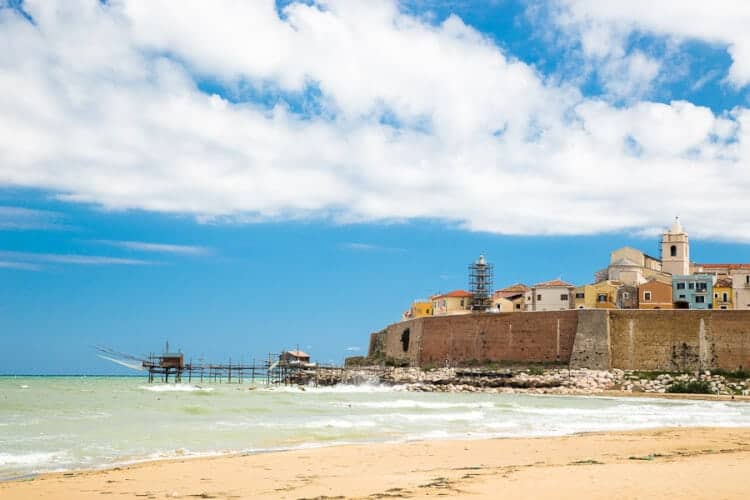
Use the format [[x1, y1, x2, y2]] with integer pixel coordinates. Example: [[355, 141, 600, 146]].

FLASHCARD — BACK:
[[3, 426, 750, 499]]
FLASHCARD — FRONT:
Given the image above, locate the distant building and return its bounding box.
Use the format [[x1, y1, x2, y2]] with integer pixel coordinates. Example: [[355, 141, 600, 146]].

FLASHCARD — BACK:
[[493, 283, 530, 312], [617, 284, 639, 309], [693, 264, 750, 310], [431, 290, 472, 316], [490, 296, 515, 312], [673, 274, 714, 309], [279, 350, 311, 364], [597, 246, 669, 286], [662, 218, 690, 276], [575, 280, 638, 309], [574, 285, 588, 309], [638, 279, 673, 309], [402, 300, 433, 320], [713, 277, 733, 310], [529, 279, 575, 311]]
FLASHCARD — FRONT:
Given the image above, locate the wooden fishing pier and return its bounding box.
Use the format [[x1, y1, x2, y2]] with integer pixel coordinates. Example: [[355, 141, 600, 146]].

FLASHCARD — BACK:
[[97, 345, 346, 386]]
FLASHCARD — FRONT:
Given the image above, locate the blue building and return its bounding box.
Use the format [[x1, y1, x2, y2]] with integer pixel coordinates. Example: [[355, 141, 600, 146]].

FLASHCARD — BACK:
[[672, 274, 714, 309]]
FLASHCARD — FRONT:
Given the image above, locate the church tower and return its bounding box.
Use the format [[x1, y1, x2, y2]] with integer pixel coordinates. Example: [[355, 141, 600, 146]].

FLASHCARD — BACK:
[[661, 217, 690, 276]]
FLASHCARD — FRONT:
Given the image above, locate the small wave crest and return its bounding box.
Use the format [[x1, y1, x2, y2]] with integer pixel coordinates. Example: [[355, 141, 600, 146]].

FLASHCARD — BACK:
[[336, 399, 495, 410], [0, 451, 69, 468], [139, 384, 215, 393]]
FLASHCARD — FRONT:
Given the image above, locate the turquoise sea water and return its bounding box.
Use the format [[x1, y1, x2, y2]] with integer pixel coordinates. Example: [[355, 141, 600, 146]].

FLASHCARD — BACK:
[[2, 376, 750, 480]]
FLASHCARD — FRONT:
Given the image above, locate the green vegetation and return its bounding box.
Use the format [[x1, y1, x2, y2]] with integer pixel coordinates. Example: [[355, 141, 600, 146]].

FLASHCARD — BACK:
[[384, 357, 410, 368], [629, 370, 685, 380], [667, 380, 713, 394], [711, 368, 750, 380], [570, 459, 603, 465], [527, 366, 545, 376], [343, 356, 369, 367]]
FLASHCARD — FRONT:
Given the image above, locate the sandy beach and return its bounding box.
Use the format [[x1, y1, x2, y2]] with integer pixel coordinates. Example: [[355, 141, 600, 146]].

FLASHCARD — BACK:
[[3, 426, 749, 499]]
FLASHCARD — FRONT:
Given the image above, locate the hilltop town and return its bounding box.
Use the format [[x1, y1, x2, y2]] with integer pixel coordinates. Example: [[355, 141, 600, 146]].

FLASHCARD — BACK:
[[402, 218, 750, 320]]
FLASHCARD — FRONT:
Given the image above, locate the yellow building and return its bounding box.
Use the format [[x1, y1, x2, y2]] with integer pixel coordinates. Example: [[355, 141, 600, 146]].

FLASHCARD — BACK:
[[431, 290, 472, 316], [590, 280, 622, 309], [575, 284, 600, 309], [713, 277, 733, 310], [575, 281, 624, 309], [401, 300, 433, 320]]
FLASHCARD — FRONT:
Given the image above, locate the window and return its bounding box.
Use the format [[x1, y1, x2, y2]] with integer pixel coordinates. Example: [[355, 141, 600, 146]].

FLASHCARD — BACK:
[[676, 283, 685, 290], [515, 303, 521, 310], [723, 293, 729, 302], [715, 293, 719, 299], [644, 291, 652, 301], [746, 275, 749, 284], [597, 294, 607, 302], [670, 245, 677, 257], [460, 299, 464, 307], [688, 282, 695, 290], [575, 292, 585, 299], [696, 282, 707, 291], [679, 294, 686, 299], [721, 306, 727, 310], [696, 296, 705, 303], [537, 294, 542, 301], [560, 294, 569, 301], [623, 292, 629, 299]]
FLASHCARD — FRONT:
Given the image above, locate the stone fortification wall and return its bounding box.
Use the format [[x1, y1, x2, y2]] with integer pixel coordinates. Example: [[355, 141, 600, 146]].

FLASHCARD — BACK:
[[371, 310, 750, 370], [606, 310, 750, 371], [378, 311, 579, 366]]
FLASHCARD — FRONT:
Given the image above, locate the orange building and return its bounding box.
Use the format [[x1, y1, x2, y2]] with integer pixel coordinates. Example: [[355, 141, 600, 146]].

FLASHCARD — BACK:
[[638, 279, 673, 309]]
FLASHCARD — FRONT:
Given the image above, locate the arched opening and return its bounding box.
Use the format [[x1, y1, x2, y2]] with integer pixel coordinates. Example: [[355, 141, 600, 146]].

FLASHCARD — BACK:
[[401, 328, 410, 352], [670, 245, 677, 257]]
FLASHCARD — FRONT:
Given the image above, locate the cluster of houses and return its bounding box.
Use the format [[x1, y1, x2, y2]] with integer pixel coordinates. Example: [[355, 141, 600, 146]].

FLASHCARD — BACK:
[[402, 219, 750, 320]]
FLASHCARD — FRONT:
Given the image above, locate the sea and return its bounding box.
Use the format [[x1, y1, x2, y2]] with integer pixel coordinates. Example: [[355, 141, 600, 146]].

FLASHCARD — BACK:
[[2, 375, 750, 480]]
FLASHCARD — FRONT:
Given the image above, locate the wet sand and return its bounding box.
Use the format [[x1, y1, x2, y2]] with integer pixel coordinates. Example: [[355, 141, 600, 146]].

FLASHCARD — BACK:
[[2, 427, 750, 499]]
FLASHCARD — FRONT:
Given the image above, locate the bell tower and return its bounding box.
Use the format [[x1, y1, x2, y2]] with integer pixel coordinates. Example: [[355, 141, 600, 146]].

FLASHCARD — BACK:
[[661, 217, 690, 276]]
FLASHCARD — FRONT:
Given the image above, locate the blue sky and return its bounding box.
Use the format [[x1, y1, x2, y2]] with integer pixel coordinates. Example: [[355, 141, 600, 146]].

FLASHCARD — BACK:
[[2, 0, 750, 374]]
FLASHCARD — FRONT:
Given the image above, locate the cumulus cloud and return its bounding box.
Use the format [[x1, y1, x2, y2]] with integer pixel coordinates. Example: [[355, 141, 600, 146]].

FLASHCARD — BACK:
[[0, 1, 749, 241], [550, 0, 750, 88]]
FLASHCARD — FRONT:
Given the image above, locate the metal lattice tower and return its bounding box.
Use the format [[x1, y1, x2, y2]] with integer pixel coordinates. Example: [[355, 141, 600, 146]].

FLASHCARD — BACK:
[[469, 254, 494, 311]]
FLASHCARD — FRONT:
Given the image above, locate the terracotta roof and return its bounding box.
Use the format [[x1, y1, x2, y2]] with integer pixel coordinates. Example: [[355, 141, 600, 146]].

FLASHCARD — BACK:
[[697, 263, 750, 270], [432, 289, 472, 299], [494, 283, 530, 298], [533, 279, 574, 288]]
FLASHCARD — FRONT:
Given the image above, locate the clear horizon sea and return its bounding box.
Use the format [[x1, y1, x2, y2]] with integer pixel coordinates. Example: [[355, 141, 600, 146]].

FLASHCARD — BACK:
[[2, 376, 750, 480]]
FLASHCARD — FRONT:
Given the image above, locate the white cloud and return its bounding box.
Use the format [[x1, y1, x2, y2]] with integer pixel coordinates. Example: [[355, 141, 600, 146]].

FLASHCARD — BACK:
[[0, 1, 748, 241], [0, 206, 65, 230], [93, 240, 211, 256], [0, 250, 152, 266], [342, 242, 405, 253], [0, 260, 42, 271], [551, 0, 750, 88]]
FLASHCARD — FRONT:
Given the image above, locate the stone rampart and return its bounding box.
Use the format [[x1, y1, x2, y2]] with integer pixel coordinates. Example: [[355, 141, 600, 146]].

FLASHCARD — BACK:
[[371, 310, 750, 371]]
